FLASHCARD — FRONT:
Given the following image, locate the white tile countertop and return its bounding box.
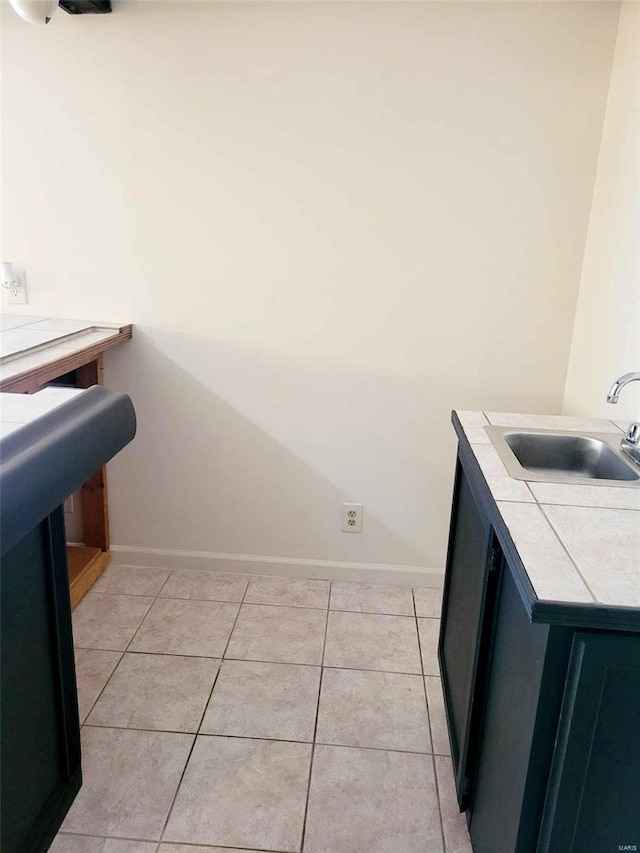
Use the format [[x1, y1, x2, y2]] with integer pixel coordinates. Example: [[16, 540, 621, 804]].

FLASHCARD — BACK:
[[455, 411, 640, 610], [0, 314, 132, 391], [0, 386, 85, 438]]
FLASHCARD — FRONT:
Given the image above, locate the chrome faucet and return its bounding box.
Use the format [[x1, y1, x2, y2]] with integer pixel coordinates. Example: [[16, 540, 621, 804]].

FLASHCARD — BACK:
[[607, 372, 640, 466], [607, 371, 640, 403]]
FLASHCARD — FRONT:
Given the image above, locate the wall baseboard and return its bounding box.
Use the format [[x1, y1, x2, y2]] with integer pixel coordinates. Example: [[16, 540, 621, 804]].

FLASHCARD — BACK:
[[109, 545, 444, 588]]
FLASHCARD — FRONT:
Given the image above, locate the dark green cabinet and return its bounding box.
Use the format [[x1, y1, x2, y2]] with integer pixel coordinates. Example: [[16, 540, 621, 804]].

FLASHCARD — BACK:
[[439, 460, 498, 809], [440, 430, 640, 853], [537, 632, 640, 853], [1, 509, 81, 853], [464, 550, 572, 853], [0, 386, 137, 853]]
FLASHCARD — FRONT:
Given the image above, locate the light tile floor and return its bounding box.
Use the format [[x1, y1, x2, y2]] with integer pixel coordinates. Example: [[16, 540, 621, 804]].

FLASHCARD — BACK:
[[53, 567, 472, 853]]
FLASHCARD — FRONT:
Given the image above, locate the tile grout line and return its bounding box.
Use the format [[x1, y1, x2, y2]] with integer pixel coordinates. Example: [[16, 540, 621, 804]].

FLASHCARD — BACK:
[[160, 840, 291, 852], [77, 584, 155, 725], [428, 700, 449, 853], [214, 574, 251, 665], [58, 827, 289, 852], [202, 574, 252, 725], [432, 752, 447, 853], [159, 843, 290, 853], [79, 571, 213, 844], [89, 588, 431, 616], [109, 591, 159, 658], [192, 658, 222, 735], [156, 574, 252, 845], [79, 722, 451, 756], [66, 575, 165, 847], [412, 591, 434, 754], [73, 646, 425, 676], [536, 500, 640, 512], [154, 568, 175, 599], [537, 503, 599, 603], [413, 588, 447, 853], [78, 650, 124, 726], [73, 568, 171, 725], [55, 829, 160, 845], [298, 581, 332, 853]]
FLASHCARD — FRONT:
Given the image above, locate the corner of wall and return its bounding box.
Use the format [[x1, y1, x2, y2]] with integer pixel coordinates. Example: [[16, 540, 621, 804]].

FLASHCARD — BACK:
[[562, 2, 640, 422]]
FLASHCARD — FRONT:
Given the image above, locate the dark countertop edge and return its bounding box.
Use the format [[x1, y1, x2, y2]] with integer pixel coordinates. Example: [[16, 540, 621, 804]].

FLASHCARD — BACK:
[[451, 410, 640, 632], [0, 385, 136, 555]]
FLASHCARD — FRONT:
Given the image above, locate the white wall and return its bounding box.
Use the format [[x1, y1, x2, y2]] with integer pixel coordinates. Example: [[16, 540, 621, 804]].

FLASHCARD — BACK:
[[563, 2, 640, 424], [1, 2, 619, 573]]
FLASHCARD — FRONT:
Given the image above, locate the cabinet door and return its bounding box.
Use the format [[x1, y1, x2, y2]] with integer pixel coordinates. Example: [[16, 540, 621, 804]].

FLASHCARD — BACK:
[[538, 631, 640, 853], [439, 459, 498, 808], [1, 508, 81, 853], [467, 560, 553, 853]]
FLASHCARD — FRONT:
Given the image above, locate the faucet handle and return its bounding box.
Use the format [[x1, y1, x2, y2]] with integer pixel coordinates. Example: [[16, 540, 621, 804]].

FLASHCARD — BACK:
[[625, 422, 640, 446]]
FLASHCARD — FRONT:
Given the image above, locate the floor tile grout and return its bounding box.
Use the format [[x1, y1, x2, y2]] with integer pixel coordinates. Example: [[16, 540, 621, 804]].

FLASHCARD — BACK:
[[155, 573, 253, 846], [152, 723, 196, 845], [90, 588, 425, 618], [73, 646, 429, 676], [119, 594, 158, 656], [160, 840, 294, 852], [413, 596, 447, 851], [57, 829, 291, 852], [199, 577, 251, 731], [413, 588, 447, 852], [412, 588, 434, 751], [73, 568, 167, 726], [81, 721, 449, 756], [56, 829, 159, 844], [88, 580, 438, 618], [299, 599, 330, 853], [432, 752, 448, 853], [154, 568, 175, 599], [77, 648, 125, 726]]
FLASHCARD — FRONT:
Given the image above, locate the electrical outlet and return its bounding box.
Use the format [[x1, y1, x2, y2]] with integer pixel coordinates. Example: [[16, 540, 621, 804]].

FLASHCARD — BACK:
[[341, 502, 363, 533], [6, 271, 28, 305], [64, 495, 74, 514]]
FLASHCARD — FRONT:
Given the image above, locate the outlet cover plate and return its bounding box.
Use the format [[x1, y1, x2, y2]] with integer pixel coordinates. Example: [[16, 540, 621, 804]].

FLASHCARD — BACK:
[[342, 502, 363, 533], [6, 271, 28, 305]]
